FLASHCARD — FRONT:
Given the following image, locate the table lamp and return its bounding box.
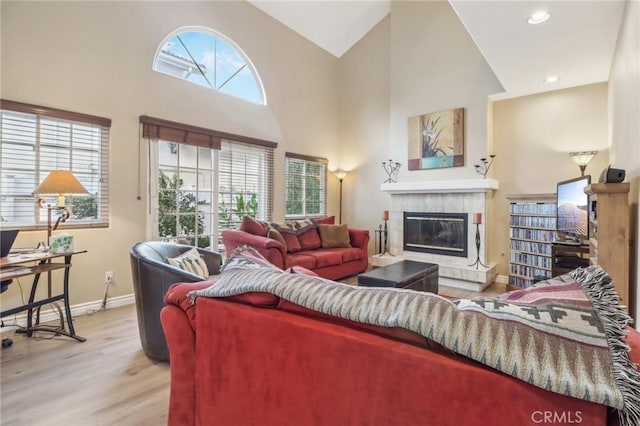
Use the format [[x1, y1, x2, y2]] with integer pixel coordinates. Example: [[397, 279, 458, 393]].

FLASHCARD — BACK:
[[34, 170, 89, 240]]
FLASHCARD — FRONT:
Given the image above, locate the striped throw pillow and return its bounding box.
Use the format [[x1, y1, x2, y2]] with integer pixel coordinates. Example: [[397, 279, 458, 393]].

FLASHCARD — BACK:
[[167, 247, 209, 278]]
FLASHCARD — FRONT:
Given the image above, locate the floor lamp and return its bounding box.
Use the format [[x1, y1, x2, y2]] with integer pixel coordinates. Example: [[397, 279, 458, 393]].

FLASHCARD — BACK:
[[34, 170, 89, 328], [334, 170, 348, 224]]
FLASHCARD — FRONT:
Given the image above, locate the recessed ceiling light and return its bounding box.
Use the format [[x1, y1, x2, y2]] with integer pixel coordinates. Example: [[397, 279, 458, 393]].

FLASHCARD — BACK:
[[528, 11, 550, 25], [544, 75, 560, 84]]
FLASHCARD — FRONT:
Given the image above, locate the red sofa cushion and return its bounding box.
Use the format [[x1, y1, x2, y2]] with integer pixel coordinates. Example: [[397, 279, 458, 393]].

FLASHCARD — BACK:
[[281, 232, 302, 253], [297, 228, 322, 250], [287, 252, 317, 270], [313, 215, 335, 225], [338, 247, 365, 262], [300, 250, 343, 268], [240, 216, 268, 237]]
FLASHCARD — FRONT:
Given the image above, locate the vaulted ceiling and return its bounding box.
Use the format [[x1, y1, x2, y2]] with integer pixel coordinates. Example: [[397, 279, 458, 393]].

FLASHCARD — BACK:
[[248, 0, 626, 100]]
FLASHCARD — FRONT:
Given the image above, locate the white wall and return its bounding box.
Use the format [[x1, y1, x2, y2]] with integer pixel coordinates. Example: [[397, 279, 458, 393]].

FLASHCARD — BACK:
[[338, 1, 502, 254], [388, 1, 503, 181], [609, 0, 640, 322], [0, 1, 340, 310], [338, 16, 391, 247], [490, 84, 610, 276]]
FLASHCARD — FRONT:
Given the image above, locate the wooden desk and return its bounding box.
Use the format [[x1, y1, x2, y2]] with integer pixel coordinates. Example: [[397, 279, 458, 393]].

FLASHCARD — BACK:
[[0, 250, 87, 342]]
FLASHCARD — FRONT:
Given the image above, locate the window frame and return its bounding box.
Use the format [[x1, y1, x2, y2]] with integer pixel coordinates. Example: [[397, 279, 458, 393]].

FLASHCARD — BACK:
[[284, 152, 328, 219], [152, 27, 266, 105], [141, 115, 276, 251], [0, 99, 111, 231]]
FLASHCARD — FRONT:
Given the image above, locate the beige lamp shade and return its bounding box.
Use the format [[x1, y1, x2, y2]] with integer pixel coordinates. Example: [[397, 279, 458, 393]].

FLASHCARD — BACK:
[[334, 170, 348, 181], [35, 170, 89, 206], [569, 151, 598, 176]]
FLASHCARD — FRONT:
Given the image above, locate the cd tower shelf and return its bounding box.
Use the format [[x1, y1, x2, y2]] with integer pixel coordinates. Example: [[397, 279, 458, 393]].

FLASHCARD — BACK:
[[506, 194, 557, 288]]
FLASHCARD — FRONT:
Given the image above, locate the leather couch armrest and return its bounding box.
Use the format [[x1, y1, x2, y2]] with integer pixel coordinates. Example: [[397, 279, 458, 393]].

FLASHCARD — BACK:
[[222, 229, 286, 269]]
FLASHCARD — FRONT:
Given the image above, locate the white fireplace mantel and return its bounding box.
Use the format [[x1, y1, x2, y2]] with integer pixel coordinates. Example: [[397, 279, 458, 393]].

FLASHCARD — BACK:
[[381, 179, 499, 194]]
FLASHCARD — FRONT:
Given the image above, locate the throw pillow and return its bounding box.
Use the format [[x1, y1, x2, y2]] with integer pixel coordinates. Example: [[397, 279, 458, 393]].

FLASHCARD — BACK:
[[313, 215, 335, 225], [297, 228, 322, 250], [240, 216, 268, 237], [281, 232, 302, 253], [317, 224, 351, 248], [167, 247, 209, 278], [267, 228, 287, 251], [268, 219, 315, 235]]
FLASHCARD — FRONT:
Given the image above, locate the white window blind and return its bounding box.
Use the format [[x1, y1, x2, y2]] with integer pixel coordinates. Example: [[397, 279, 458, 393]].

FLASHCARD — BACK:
[[285, 152, 327, 218], [141, 115, 276, 251], [0, 100, 110, 230], [219, 140, 274, 231]]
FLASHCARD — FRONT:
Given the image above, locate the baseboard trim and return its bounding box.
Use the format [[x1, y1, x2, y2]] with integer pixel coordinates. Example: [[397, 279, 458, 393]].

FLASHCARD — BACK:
[[0, 293, 135, 332]]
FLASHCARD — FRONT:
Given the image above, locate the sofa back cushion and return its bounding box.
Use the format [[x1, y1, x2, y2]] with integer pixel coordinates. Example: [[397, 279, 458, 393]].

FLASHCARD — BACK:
[[240, 216, 268, 237], [267, 228, 287, 251], [268, 219, 319, 253], [313, 215, 335, 225], [297, 228, 322, 250], [281, 232, 302, 253]]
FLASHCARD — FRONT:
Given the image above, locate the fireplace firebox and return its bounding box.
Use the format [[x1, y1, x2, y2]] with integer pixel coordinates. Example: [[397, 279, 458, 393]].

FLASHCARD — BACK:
[[403, 212, 468, 257]]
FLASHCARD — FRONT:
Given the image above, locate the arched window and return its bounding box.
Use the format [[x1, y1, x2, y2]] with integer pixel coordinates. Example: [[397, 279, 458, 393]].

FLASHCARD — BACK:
[[154, 28, 265, 105]]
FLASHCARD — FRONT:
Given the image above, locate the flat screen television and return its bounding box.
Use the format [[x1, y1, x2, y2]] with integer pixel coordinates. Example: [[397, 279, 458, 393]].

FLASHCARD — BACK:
[[556, 175, 591, 244]]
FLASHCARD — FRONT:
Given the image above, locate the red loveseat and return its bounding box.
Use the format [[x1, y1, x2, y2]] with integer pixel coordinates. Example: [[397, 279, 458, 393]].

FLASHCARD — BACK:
[[161, 279, 640, 426], [221, 216, 369, 280]]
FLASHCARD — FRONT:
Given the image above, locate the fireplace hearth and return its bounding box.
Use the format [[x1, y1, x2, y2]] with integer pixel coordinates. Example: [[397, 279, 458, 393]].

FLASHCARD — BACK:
[[403, 212, 468, 257]]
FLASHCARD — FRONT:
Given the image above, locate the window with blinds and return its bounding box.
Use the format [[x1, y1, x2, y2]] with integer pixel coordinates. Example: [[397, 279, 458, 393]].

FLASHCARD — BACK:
[[219, 140, 274, 231], [141, 115, 275, 251], [285, 153, 327, 218], [0, 100, 110, 230]]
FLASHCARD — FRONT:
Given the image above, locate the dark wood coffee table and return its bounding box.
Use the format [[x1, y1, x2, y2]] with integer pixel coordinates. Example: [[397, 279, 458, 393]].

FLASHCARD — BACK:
[[357, 260, 438, 293]]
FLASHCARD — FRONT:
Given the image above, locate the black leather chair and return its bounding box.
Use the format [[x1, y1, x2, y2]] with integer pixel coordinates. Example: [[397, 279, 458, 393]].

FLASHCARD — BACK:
[[130, 241, 222, 361]]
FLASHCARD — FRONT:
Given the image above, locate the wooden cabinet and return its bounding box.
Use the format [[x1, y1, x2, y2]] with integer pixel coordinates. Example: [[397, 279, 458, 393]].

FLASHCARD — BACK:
[[551, 243, 589, 276], [584, 183, 630, 308], [506, 194, 556, 288]]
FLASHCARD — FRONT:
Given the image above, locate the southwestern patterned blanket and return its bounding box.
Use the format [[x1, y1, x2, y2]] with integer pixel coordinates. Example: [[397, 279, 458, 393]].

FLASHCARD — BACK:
[[190, 246, 640, 425]]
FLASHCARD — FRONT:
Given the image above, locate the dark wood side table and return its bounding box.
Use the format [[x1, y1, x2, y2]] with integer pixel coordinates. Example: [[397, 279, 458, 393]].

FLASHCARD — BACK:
[[357, 260, 439, 294]]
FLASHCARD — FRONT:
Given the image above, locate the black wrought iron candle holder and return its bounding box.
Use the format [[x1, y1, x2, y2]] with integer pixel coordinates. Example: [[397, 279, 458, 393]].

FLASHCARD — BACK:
[[474, 154, 496, 179], [382, 159, 401, 183], [468, 215, 487, 269]]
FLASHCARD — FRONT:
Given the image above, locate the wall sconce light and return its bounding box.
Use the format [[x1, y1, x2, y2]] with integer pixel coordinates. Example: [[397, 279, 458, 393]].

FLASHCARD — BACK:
[[334, 170, 348, 224], [34, 170, 90, 241], [569, 151, 598, 176]]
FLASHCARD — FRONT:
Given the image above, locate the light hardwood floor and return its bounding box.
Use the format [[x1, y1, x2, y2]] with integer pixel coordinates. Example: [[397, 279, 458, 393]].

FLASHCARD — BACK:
[[0, 280, 507, 425], [1, 304, 170, 426]]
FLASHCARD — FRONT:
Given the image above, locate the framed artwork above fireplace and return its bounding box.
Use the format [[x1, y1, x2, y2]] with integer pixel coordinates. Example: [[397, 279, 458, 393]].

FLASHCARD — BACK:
[[407, 108, 464, 170]]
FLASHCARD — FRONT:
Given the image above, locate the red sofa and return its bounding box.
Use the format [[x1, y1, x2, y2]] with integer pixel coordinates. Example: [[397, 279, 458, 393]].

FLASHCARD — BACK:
[[161, 279, 640, 426], [221, 217, 369, 280]]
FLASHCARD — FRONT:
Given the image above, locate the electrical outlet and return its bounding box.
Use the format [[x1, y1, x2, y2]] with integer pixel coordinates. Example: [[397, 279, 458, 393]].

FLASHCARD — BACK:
[[104, 271, 113, 284]]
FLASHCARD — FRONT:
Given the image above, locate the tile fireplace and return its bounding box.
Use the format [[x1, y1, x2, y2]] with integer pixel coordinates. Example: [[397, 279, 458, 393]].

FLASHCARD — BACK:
[[379, 179, 499, 291], [403, 212, 468, 257]]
